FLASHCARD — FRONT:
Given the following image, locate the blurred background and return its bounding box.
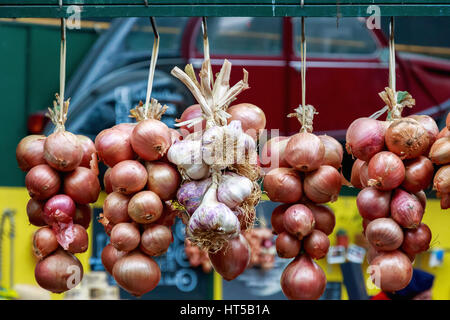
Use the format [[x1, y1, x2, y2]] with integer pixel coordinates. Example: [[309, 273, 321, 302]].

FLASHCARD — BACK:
[[0, 16, 449, 300]]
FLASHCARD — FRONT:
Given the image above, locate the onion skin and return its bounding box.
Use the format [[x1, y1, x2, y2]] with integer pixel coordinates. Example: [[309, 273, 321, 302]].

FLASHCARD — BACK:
[[366, 244, 382, 264], [263, 168, 303, 203], [101, 243, 127, 275], [303, 230, 330, 259], [26, 198, 47, 226], [441, 193, 450, 210], [77, 135, 96, 168], [110, 223, 141, 252], [283, 204, 315, 240], [385, 118, 430, 159], [131, 119, 172, 161], [368, 151, 405, 191], [414, 190, 427, 210], [176, 104, 205, 133], [365, 218, 403, 251], [429, 137, 450, 165], [95, 128, 135, 167], [112, 251, 161, 297], [73, 204, 92, 229], [103, 192, 131, 224], [16, 135, 46, 171], [110, 160, 148, 195], [208, 234, 250, 281], [345, 118, 386, 162], [434, 165, 450, 193], [305, 203, 335, 236], [140, 224, 173, 257], [169, 128, 183, 144], [43, 194, 76, 225], [146, 162, 181, 201], [319, 135, 343, 169], [369, 250, 413, 292], [260, 136, 290, 169], [447, 112, 450, 129], [103, 167, 113, 194], [35, 249, 84, 293], [25, 164, 61, 200], [285, 132, 325, 172], [128, 191, 163, 224], [356, 187, 391, 220], [401, 156, 434, 193], [33, 227, 59, 260], [63, 167, 101, 204], [359, 161, 370, 188], [271, 204, 289, 234], [304, 165, 342, 203], [408, 115, 439, 148], [437, 127, 450, 139], [113, 123, 137, 136], [44, 131, 83, 172], [350, 159, 365, 189], [276, 232, 301, 258], [67, 224, 89, 254], [280, 254, 327, 300], [402, 223, 432, 255], [227, 103, 266, 140], [390, 189, 424, 229]]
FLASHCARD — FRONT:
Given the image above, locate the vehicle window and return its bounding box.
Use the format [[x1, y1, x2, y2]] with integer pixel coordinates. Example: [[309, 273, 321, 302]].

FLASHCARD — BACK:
[[125, 17, 188, 55], [293, 17, 378, 56], [196, 17, 283, 56]]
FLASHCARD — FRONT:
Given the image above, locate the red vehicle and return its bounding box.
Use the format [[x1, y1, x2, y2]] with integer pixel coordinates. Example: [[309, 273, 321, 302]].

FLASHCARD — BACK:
[[182, 17, 450, 139]]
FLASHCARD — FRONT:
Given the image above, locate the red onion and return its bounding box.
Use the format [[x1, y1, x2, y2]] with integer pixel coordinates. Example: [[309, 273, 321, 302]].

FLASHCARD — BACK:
[[63, 167, 101, 204], [146, 161, 181, 201], [447, 112, 450, 129], [390, 189, 424, 229], [318, 135, 343, 169], [110, 222, 140, 252], [280, 254, 327, 300], [33, 227, 59, 260], [176, 104, 205, 133], [285, 132, 325, 172], [368, 151, 405, 191], [16, 135, 46, 171], [44, 130, 83, 171], [25, 164, 61, 200], [113, 123, 137, 136], [271, 204, 289, 234], [26, 198, 46, 226], [73, 204, 92, 229], [260, 136, 290, 169], [103, 167, 113, 194], [359, 161, 370, 188], [437, 127, 450, 139], [283, 204, 315, 240], [95, 128, 135, 167], [110, 160, 148, 195], [103, 192, 131, 224], [128, 191, 163, 224], [365, 218, 403, 251], [345, 117, 386, 161], [304, 165, 342, 203], [385, 118, 430, 159], [43, 194, 76, 225], [154, 205, 178, 228], [429, 137, 450, 165], [433, 165, 450, 193], [408, 115, 439, 148], [414, 190, 427, 210], [366, 244, 382, 264], [401, 156, 434, 193], [112, 251, 161, 297], [441, 193, 450, 210], [208, 234, 250, 281], [140, 224, 173, 257], [67, 224, 89, 254], [35, 249, 84, 293], [227, 103, 266, 140], [77, 135, 96, 168], [303, 230, 330, 259], [350, 159, 365, 189], [402, 223, 432, 255], [356, 187, 391, 220], [131, 119, 172, 161], [169, 128, 183, 144], [305, 203, 335, 235], [362, 218, 371, 234], [275, 232, 301, 258], [101, 243, 127, 275], [263, 168, 303, 203], [369, 250, 413, 292]]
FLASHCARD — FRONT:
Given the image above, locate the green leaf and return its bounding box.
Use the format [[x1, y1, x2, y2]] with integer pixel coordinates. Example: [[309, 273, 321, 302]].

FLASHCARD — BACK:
[[396, 91, 409, 103]]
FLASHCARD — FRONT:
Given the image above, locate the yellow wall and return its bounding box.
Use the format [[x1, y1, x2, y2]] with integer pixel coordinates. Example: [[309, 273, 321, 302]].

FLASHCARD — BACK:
[[0, 187, 93, 300]]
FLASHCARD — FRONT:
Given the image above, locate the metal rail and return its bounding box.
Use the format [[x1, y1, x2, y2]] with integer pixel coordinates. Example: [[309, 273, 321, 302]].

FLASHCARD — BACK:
[[1, 1, 450, 18]]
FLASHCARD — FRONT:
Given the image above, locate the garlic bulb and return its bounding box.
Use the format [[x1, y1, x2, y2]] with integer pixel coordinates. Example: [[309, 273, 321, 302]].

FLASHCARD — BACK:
[[217, 173, 253, 209], [188, 184, 240, 241], [202, 126, 226, 166], [177, 178, 212, 215], [167, 139, 210, 180]]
